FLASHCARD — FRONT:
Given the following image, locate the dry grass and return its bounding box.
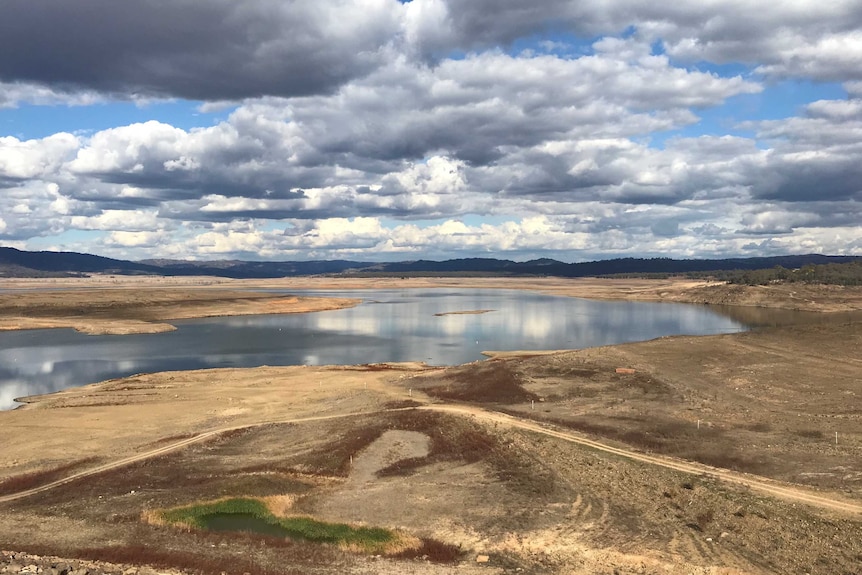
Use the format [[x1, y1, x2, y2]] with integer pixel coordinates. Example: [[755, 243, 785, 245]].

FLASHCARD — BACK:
[[379, 411, 562, 498], [795, 429, 824, 439], [70, 545, 306, 575], [0, 457, 98, 496], [506, 411, 771, 475], [380, 399, 424, 409], [289, 425, 386, 477], [413, 360, 539, 403], [261, 494, 297, 517], [147, 433, 198, 445], [392, 538, 464, 563]]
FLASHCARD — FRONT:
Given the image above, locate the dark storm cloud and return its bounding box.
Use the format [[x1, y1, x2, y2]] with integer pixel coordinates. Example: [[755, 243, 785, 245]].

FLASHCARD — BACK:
[[745, 100, 862, 203], [422, 1, 862, 81], [0, 0, 398, 101], [0, 176, 25, 189], [94, 171, 311, 200], [753, 158, 862, 203]]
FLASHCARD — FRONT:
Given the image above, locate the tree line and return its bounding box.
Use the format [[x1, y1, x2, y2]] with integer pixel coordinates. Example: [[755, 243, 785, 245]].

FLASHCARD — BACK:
[[708, 261, 862, 286]]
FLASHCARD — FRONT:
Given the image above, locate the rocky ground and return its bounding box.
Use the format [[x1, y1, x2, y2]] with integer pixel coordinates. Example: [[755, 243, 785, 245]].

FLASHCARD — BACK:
[[0, 551, 183, 575]]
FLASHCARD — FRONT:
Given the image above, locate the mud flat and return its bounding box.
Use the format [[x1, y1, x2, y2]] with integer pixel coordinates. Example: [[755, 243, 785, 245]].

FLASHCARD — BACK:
[[1, 277, 861, 574], [0, 285, 358, 334]]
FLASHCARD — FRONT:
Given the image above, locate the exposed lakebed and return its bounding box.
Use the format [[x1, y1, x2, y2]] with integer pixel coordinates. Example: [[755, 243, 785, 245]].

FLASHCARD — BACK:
[[0, 288, 757, 409]]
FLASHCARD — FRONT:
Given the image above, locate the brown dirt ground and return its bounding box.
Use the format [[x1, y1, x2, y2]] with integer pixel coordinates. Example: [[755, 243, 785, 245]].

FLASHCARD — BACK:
[[1, 277, 861, 574]]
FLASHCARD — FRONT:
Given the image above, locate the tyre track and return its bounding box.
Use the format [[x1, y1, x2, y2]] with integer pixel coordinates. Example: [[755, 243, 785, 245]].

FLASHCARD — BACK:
[[0, 409, 406, 505], [3, 403, 861, 519]]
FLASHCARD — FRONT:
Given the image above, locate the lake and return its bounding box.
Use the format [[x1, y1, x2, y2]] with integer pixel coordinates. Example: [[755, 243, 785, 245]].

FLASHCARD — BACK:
[[0, 288, 752, 410]]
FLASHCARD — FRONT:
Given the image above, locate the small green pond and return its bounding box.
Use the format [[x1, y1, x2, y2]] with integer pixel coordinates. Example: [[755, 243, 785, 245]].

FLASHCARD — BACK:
[[200, 512, 291, 537], [157, 498, 396, 551]]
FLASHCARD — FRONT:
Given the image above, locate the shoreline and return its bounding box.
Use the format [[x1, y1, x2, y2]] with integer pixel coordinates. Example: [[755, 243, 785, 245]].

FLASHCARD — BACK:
[[0, 288, 360, 335], [14, 273, 862, 305]]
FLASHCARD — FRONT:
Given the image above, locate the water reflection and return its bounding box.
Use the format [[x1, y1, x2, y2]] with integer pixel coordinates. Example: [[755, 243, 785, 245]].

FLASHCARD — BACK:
[[701, 304, 862, 328], [0, 289, 752, 410]]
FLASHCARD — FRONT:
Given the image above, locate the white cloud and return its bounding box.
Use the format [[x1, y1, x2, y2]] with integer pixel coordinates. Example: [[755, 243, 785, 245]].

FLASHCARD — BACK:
[[0, 133, 79, 179], [0, 82, 103, 109], [0, 2, 860, 261], [105, 230, 167, 248], [70, 210, 161, 232]]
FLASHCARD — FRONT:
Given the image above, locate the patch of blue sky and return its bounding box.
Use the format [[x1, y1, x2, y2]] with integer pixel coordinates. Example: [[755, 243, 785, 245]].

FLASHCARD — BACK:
[[260, 221, 287, 233], [381, 217, 436, 230], [27, 229, 103, 251], [0, 99, 233, 140], [647, 79, 848, 150], [508, 30, 598, 59], [460, 214, 514, 227], [679, 60, 753, 79], [380, 215, 512, 230]]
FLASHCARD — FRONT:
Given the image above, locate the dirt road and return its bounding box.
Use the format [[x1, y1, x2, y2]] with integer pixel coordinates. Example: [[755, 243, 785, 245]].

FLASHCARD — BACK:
[[4, 403, 860, 518], [0, 409, 406, 505], [422, 405, 862, 516]]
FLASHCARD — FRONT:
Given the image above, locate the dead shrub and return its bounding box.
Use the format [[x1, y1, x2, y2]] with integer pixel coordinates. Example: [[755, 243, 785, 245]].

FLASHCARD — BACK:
[[696, 508, 715, 531], [392, 538, 463, 563]]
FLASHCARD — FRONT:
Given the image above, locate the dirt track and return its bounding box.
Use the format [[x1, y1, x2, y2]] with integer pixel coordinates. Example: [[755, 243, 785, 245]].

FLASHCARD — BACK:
[[0, 409, 405, 505], [424, 405, 862, 516], [4, 403, 860, 519]]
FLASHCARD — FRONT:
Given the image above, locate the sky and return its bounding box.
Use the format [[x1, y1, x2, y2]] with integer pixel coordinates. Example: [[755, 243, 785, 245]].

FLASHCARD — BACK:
[[1, 1, 861, 263]]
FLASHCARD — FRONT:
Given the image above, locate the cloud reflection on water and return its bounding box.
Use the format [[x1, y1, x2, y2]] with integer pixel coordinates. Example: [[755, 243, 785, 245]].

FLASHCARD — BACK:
[[0, 289, 750, 410]]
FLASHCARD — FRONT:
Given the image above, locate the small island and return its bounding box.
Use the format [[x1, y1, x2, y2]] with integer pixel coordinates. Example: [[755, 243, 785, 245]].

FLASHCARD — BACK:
[[433, 309, 495, 316]]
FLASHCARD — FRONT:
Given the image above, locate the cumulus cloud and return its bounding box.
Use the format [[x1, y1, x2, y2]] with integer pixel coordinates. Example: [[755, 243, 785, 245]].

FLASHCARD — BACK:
[[0, 0, 402, 101], [3, 0, 851, 105], [0, 133, 79, 181], [1, 1, 860, 260], [413, 1, 862, 81], [742, 95, 862, 204], [0, 82, 104, 109]]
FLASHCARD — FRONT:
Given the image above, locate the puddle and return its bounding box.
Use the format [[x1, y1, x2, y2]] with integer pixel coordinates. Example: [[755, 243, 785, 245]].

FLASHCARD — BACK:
[[200, 512, 290, 537]]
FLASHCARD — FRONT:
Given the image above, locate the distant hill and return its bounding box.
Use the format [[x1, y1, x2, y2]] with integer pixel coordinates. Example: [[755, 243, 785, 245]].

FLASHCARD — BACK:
[[1, 246, 860, 279], [0, 247, 160, 276]]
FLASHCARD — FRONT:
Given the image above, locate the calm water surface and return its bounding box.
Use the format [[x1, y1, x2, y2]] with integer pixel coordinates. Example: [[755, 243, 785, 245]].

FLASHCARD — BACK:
[[0, 288, 750, 409]]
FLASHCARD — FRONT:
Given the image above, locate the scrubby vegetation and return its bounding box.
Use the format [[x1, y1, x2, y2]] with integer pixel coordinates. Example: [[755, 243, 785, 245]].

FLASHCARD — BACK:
[[610, 260, 862, 285], [412, 359, 540, 403], [719, 261, 862, 286]]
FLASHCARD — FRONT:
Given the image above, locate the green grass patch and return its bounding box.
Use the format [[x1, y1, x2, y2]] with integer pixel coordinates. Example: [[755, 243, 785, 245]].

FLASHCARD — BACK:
[[156, 498, 397, 553]]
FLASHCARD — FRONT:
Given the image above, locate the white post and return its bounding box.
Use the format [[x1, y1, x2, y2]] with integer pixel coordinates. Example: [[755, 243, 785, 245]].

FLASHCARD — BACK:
[[409, 388, 412, 397], [697, 420, 700, 430], [836, 431, 838, 445], [531, 400, 534, 410]]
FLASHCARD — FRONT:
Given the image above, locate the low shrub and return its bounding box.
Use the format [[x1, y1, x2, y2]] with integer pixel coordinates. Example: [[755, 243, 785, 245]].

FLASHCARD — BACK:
[[392, 538, 463, 563]]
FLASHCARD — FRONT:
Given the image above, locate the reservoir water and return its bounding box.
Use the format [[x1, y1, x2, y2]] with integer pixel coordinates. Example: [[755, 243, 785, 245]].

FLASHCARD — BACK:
[[0, 288, 749, 410]]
